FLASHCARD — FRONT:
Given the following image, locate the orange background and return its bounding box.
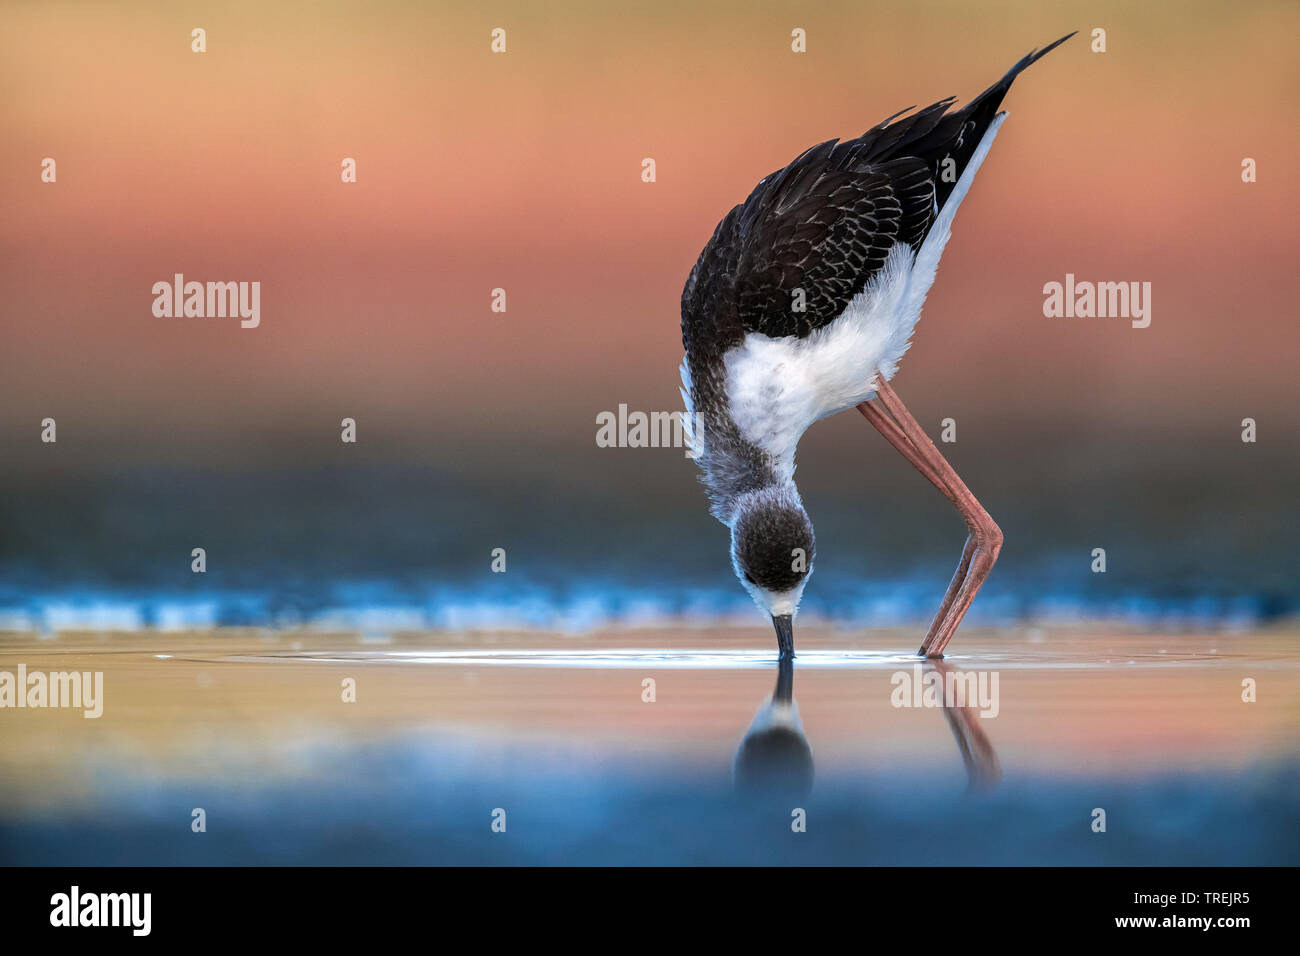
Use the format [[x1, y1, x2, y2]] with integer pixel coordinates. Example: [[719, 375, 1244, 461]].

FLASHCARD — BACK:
[[3, 0, 1297, 471]]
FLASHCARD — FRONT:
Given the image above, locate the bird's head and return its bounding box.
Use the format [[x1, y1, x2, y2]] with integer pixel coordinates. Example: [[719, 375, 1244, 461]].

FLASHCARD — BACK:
[[729, 485, 815, 657]]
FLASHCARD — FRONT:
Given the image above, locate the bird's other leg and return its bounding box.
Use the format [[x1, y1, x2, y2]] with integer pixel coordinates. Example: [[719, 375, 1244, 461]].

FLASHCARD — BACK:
[[859, 375, 1003, 658], [857, 401, 976, 651], [927, 534, 978, 648]]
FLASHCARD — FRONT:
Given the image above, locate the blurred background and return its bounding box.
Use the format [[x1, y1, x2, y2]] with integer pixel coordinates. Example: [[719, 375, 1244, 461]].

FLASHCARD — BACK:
[[2, 0, 1297, 631]]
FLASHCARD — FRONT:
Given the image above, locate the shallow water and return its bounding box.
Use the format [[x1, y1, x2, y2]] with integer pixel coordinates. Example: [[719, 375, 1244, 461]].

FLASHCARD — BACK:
[[1, 625, 1297, 865]]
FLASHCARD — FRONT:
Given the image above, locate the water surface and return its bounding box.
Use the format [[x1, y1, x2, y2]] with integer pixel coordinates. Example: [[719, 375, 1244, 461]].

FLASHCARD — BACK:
[[1, 625, 1296, 865]]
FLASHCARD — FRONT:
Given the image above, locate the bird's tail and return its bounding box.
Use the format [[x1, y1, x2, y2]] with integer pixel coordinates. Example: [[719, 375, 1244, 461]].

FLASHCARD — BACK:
[[922, 31, 1075, 210], [973, 31, 1077, 116]]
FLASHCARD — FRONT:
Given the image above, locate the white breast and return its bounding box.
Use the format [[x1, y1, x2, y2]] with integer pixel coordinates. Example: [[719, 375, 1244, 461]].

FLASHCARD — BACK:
[[722, 243, 915, 479]]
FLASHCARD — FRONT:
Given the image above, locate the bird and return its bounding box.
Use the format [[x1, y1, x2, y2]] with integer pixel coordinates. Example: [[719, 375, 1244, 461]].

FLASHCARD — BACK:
[[731, 657, 1000, 796], [679, 33, 1074, 660], [733, 656, 814, 796]]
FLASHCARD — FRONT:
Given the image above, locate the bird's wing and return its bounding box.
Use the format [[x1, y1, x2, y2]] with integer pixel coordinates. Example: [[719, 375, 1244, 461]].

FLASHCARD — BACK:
[[736, 148, 934, 339], [683, 143, 936, 344], [683, 32, 1077, 351]]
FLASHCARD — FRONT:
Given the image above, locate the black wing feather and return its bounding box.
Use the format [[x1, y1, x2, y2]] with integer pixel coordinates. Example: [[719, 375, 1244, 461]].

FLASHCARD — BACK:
[[682, 147, 935, 349], [682, 32, 1075, 360], [733, 157, 932, 339]]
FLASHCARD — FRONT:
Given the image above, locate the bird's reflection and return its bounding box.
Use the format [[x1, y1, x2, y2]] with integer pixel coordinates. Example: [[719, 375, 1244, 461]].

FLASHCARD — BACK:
[[929, 657, 1001, 791], [732, 656, 1000, 794], [732, 656, 814, 796]]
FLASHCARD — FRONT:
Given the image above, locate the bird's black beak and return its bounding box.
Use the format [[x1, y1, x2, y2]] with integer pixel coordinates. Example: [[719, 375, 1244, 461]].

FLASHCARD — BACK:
[[771, 614, 795, 660]]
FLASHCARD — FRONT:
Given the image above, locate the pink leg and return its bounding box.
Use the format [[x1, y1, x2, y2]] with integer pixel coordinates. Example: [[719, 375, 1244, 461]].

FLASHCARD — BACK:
[[858, 401, 975, 647], [927, 535, 978, 647], [857, 374, 1003, 657]]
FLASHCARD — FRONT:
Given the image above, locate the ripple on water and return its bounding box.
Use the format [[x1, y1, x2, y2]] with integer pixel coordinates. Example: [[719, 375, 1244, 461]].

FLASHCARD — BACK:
[[212, 647, 1232, 670]]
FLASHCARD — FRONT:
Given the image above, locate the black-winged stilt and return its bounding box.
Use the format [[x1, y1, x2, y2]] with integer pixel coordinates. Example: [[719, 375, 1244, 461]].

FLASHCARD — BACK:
[[733, 656, 814, 795], [680, 33, 1074, 660]]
